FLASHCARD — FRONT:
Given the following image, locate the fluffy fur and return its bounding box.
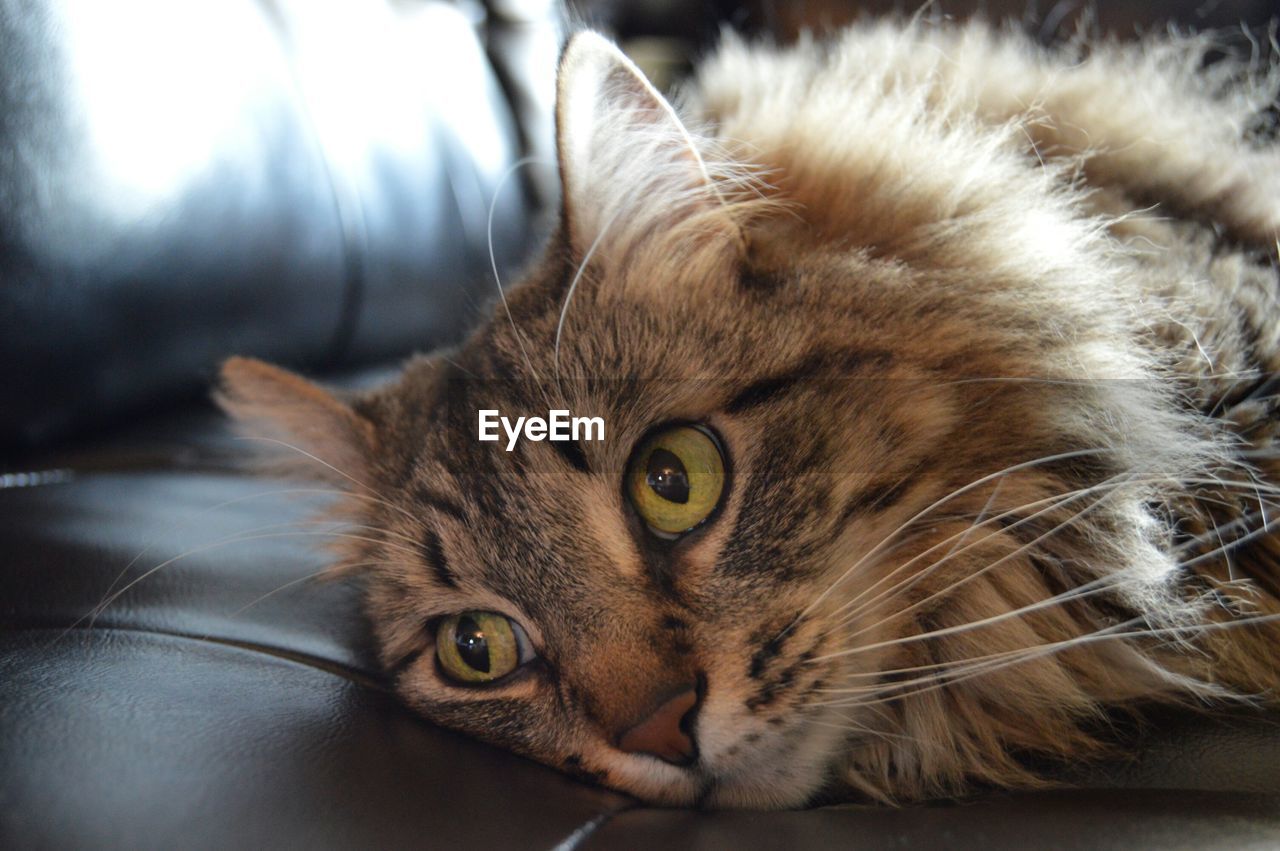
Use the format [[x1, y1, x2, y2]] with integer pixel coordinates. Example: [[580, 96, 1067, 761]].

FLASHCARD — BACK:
[[220, 18, 1280, 808]]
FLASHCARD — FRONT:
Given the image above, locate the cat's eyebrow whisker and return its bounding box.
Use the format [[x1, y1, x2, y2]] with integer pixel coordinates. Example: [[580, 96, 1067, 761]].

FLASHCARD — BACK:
[[554, 204, 623, 398], [488, 155, 554, 404], [784, 447, 1124, 636]]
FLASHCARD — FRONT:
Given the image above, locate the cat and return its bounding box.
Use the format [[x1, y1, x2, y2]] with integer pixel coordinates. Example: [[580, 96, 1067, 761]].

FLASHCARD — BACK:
[[218, 17, 1280, 808]]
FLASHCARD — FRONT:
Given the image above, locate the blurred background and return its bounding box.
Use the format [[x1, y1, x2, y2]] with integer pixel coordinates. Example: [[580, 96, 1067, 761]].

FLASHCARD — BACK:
[[1, 0, 1276, 455], [586, 1, 1280, 88]]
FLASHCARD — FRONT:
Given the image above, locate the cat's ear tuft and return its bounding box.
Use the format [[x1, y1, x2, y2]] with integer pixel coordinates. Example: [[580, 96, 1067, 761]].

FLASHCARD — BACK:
[[216, 357, 376, 487], [555, 31, 738, 261]]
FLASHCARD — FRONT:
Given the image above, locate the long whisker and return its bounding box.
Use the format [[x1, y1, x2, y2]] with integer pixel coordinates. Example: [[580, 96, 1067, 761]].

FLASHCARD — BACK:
[[806, 715, 913, 742], [814, 612, 1280, 710], [830, 471, 1129, 628], [816, 489, 1280, 668], [208, 557, 416, 630], [814, 571, 1130, 664], [788, 448, 1121, 632], [934, 476, 1004, 569], [811, 490, 1279, 698], [94, 485, 402, 624], [839, 475, 1131, 640], [815, 614, 1154, 704], [793, 466, 1280, 646], [833, 465, 1254, 628], [70, 526, 419, 641], [234, 436, 382, 497]]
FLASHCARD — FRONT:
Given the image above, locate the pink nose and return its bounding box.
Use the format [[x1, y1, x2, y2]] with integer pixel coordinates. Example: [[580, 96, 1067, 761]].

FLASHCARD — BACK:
[[616, 687, 700, 765]]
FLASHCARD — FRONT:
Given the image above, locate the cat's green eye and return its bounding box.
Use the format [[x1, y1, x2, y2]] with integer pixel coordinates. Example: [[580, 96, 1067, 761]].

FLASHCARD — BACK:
[[626, 425, 726, 537], [436, 611, 533, 684]]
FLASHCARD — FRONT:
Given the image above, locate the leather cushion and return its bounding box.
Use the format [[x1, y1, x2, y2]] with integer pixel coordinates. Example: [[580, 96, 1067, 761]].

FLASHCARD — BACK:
[[3, 402, 1280, 848], [0, 0, 545, 448]]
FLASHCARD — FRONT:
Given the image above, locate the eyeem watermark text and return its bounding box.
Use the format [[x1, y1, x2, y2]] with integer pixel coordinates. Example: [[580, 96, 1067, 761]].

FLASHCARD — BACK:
[[478, 409, 605, 451]]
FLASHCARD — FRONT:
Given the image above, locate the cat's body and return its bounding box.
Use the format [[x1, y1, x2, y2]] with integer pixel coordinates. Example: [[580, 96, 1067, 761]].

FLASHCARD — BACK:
[[221, 19, 1280, 808]]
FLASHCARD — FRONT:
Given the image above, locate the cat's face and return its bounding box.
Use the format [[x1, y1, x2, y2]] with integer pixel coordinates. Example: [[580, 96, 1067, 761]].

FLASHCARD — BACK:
[[343, 243, 981, 808], [221, 33, 1203, 807]]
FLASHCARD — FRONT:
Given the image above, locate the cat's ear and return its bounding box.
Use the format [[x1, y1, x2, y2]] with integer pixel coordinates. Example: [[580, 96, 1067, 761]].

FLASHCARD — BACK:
[[216, 357, 376, 487], [555, 31, 739, 260]]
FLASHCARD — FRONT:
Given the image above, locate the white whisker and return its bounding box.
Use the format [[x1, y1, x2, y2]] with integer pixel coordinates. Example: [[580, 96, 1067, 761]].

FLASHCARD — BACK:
[[839, 474, 1129, 640], [487, 155, 555, 403], [814, 572, 1130, 664], [788, 447, 1122, 632], [815, 613, 1280, 710], [68, 525, 419, 643], [832, 471, 1130, 629]]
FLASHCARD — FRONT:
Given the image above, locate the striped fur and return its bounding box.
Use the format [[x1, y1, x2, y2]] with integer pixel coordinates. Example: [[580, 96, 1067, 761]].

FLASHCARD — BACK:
[[220, 20, 1280, 807]]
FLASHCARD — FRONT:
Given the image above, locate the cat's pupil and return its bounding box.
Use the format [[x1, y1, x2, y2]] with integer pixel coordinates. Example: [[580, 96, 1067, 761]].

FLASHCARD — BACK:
[[454, 615, 491, 673], [646, 448, 690, 504]]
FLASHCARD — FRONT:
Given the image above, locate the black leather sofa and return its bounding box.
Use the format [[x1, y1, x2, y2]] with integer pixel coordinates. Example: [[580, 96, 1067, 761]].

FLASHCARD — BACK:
[[3, 1, 1280, 848]]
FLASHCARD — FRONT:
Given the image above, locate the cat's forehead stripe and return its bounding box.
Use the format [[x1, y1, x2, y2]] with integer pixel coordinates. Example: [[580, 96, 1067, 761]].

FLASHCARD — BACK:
[[419, 528, 458, 589], [725, 348, 896, 414], [409, 484, 466, 522], [550, 438, 591, 474]]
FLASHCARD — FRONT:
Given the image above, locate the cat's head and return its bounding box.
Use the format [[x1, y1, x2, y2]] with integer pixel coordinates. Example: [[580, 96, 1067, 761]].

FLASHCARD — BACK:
[[221, 33, 1217, 807]]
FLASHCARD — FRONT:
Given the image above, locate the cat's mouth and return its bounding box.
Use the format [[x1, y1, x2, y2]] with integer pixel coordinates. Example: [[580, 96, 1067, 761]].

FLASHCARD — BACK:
[[598, 694, 847, 810]]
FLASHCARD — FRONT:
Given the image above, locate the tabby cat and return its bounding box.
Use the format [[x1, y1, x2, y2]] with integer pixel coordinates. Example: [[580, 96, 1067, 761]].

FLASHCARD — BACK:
[[219, 19, 1280, 807]]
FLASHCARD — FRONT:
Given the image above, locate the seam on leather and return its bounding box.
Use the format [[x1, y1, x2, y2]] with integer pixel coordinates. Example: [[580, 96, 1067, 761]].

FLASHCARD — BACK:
[[549, 804, 636, 851], [10, 622, 388, 691]]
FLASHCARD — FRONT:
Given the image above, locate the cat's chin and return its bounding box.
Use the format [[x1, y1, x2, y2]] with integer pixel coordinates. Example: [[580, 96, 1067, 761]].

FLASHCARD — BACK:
[[609, 760, 828, 810], [601, 758, 825, 810], [695, 769, 827, 810]]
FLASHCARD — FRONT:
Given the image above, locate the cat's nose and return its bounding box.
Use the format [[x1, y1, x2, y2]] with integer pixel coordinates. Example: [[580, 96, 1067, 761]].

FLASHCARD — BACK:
[[616, 684, 701, 766]]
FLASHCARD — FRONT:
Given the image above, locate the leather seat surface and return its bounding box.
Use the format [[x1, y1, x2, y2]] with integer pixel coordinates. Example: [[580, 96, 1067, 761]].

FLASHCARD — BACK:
[[0, 0, 550, 448], [4, 405, 1280, 849]]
